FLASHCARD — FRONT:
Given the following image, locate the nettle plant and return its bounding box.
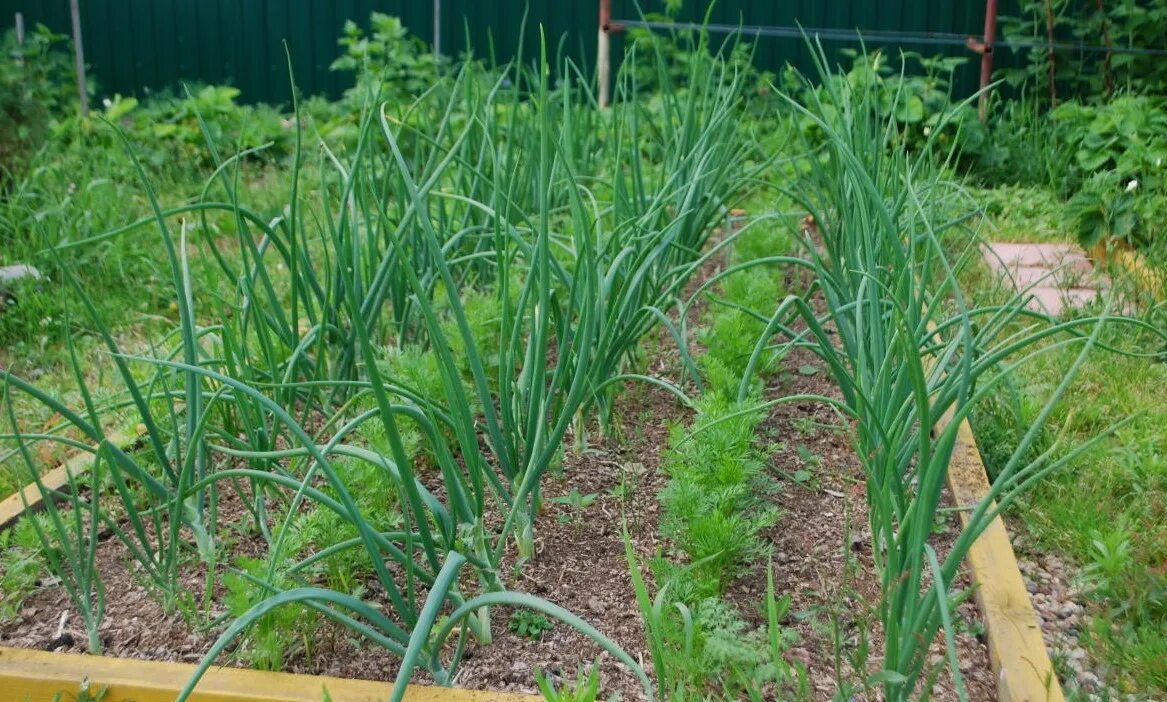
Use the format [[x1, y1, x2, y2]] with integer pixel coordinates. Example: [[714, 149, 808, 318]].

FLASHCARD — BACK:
[[736, 41, 1165, 699], [786, 49, 988, 161], [2, 31, 756, 702], [331, 13, 446, 106]]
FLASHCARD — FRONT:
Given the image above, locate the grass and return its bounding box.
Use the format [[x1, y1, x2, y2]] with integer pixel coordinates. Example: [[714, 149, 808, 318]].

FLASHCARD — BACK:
[[969, 184, 1075, 245], [969, 231, 1167, 695]]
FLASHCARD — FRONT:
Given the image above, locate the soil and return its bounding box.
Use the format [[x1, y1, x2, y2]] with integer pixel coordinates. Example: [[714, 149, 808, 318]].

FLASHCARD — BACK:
[[0, 236, 1003, 701], [724, 343, 995, 701]]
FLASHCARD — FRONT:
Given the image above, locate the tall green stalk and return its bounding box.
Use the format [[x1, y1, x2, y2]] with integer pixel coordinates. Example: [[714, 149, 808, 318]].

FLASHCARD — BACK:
[[738, 41, 1167, 698]]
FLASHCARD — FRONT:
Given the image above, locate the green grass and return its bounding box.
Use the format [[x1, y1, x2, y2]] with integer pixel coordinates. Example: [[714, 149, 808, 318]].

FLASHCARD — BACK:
[[969, 247, 1167, 695], [969, 185, 1075, 244]]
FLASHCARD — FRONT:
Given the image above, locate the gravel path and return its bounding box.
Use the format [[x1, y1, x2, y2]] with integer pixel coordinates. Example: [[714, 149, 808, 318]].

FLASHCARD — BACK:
[[1014, 537, 1146, 701]]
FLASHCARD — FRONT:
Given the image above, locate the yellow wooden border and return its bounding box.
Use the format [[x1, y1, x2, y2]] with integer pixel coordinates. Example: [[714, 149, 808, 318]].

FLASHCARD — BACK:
[[0, 646, 536, 702], [1088, 240, 1164, 299], [0, 427, 141, 531], [939, 411, 1064, 702]]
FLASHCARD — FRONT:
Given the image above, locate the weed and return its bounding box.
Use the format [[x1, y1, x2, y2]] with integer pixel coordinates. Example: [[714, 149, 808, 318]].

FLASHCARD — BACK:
[[509, 610, 555, 641], [535, 662, 601, 702], [50, 680, 108, 702], [0, 516, 46, 622]]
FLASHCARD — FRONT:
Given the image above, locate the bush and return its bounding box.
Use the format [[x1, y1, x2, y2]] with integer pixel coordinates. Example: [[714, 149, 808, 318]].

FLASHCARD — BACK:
[[1, 25, 75, 185], [789, 50, 987, 160], [1051, 96, 1167, 193]]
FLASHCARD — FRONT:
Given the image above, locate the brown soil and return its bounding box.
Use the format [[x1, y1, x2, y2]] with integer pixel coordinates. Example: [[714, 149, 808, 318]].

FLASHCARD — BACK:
[[0, 378, 683, 699], [720, 343, 995, 701]]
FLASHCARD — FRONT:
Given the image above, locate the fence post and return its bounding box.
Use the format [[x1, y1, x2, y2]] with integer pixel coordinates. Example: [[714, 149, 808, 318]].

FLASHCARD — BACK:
[[69, 0, 88, 116], [978, 0, 998, 121], [597, 0, 611, 108], [433, 0, 442, 58], [13, 12, 23, 66]]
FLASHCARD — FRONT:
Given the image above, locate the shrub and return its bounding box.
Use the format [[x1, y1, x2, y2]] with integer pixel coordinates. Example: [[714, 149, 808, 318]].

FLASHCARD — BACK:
[[0, 25, 75, 186]]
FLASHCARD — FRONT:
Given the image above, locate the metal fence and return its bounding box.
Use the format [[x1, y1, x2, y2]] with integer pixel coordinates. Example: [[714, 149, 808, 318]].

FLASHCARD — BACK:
[[1, 0, 1002, 105]]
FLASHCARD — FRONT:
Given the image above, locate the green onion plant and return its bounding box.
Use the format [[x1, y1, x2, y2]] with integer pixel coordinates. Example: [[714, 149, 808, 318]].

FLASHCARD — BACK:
[[737, 41, 1167, 699], [0, 28, 759, 702]]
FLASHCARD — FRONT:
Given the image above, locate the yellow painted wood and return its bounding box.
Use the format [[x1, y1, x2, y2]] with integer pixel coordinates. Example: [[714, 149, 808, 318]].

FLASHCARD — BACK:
[[0, 646, 537, 702], [0, 427, 141, 531], [939, 412, 1065, 702], [1089, 241, 1164, 298]]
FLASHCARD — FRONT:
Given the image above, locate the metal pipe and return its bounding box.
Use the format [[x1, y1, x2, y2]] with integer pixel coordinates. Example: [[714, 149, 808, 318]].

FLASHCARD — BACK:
[[69, 0, 88, 116], [597, 0, 611, 108], [978, 0, 999, 120], [609, 18, 1167, 57], [433, 0, 441, 58]]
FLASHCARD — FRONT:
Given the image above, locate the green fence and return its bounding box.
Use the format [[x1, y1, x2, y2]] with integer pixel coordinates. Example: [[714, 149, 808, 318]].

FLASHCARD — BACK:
[[0, 1, 1000, 105]]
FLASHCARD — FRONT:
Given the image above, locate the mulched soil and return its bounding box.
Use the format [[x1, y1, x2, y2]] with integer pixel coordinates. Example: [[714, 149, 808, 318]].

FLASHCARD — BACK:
[[725, 342, 995, 701], [0, 236, 1005, 701]]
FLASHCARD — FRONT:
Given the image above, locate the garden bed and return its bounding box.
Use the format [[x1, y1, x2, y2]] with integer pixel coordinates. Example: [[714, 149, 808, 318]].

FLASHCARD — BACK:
[[0, 360, 996, 700], [7, 15, 1145, 700], [0, 282, 1052, 700]]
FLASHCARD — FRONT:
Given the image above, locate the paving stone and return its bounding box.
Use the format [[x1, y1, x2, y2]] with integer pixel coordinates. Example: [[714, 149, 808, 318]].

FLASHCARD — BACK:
[[983, 242, 1105, 317], [1025, 286, 1097, 316], [986, 243, 1092, 273], [0, 264, 41, 283]]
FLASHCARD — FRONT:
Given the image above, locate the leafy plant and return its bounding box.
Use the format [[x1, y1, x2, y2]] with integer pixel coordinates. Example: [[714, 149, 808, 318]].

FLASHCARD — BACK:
[[549, 488, 597, 526], [509, 610, 555, 640], [999, 0, 1167, 101], [1066, 173, 1147, 249], [536, 662, 601, 702], [548, 488, 597, 511], [331, 13, 446, 105], [1, 25, 75, 184], [1051, 96, 1167, 193]]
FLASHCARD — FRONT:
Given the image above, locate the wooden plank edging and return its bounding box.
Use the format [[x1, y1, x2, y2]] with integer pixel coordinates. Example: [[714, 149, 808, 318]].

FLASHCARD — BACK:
[[940, 412, 1064, 702], [0, 427, 142, 531], [0, 646, 537, 702]]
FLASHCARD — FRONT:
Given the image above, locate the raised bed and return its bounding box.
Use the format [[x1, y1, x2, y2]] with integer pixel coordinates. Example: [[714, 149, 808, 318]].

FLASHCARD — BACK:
[[938, 409, 1063, 702], [0, 363, 1065, 702]]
